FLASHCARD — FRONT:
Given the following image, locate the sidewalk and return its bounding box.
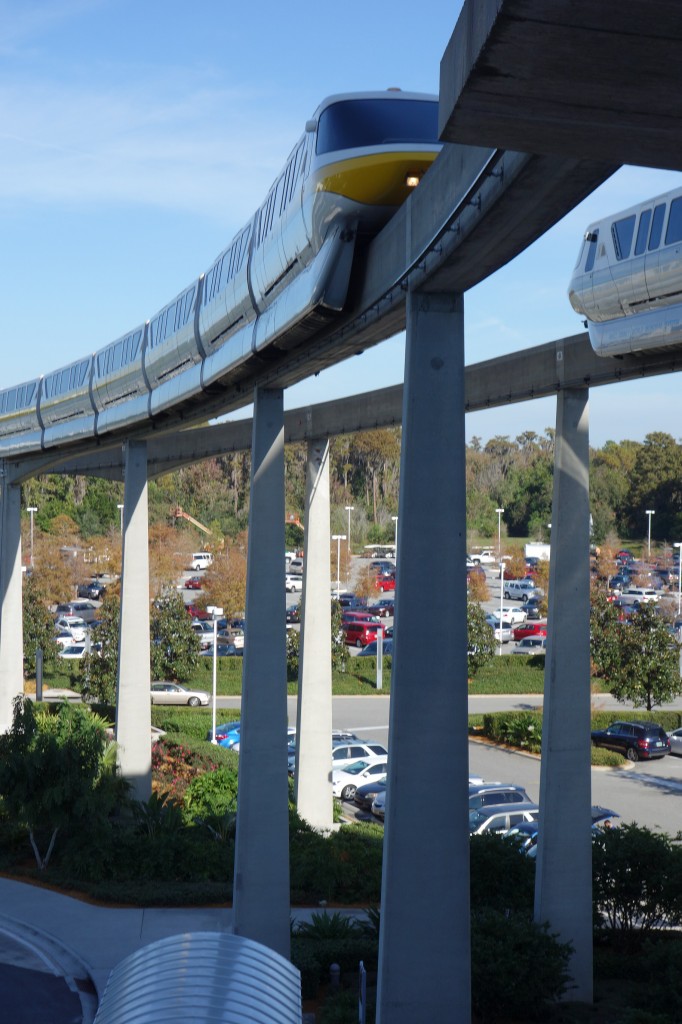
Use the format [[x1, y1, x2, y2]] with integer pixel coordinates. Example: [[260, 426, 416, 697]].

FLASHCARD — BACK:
[[0, 877, 361, 1021], [0, 877, 233, 1020]]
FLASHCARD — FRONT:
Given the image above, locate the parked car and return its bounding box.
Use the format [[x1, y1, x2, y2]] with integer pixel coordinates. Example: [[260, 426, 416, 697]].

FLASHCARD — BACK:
[[513, 636, 547, 654], [499, 605, 527, 624], [189, 552, 213, 571], [513, 622, 547, 642], [332, 760, 388, 801], [469, 802, 540, 835], [371, 787, 387, 819], [286, 605, 301, 624], [367, 599, 394, 618], [342, 619, 381, 648], [468, 550, 496, 565], [285, 574, 303, 592], [184, 576, 203, 590], [150, 682, 210, 707], [54, 615, 88, 643], [522, 597, 542, 620], [77, 581, 107, 600], [375, 574, 396, 592], [357, 638, 394, 657], [57, 644, 87, 660], [370, 559, 395, 573], [200, 643, 241, 657], [354, 777, 388, 811], [504, 579, 540, 601], [55, 600, 99, 624], [669, 727, 682, 756], [208, 721, 241, 746], [468, 783, 532, 809], [288, 558, 304, 575], [331, 741, 389, 770], [590, 721, 670, 761], [485, 615, 514, 643], [186, 604, 211, 620]]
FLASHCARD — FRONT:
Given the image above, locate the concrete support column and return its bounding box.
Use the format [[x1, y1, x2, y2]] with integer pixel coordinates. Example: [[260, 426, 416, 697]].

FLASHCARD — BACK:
[[233, 387, 290, 959], [115, 440, 152, 802], [535, 388, 592, 1002], [0, 465, 24, 732], [377, 290, 470, 1024], [294, 438, 333, 829]]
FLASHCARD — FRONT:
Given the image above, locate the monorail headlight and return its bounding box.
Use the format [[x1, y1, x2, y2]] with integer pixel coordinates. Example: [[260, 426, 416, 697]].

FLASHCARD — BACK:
[[405, 173, 421, 188]]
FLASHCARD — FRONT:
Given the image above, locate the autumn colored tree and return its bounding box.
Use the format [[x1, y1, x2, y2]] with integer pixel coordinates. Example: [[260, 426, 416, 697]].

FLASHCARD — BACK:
[[201, 542, 247, 619]]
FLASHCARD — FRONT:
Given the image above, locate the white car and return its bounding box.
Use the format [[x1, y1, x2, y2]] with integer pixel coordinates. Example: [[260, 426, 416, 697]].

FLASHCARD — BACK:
[[513, 636, 547, 654], [285, 574, 303, 592], [150, 682, 210, 707], [499, 605, 527, 624], [58, 644, 87, 660], [331, 740, 389, 770], [55, 616, 88, 643], [332, 759, 388, 801]]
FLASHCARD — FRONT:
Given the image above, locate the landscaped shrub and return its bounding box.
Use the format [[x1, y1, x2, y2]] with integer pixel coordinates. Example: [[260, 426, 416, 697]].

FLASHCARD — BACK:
[[471, 909, 572, 1021], [481, 710, 543, 752], [183, 766, 238, 822], [470, 834, 535, 914], [152, 736, 238, 803], [593, 824, 682, 943]]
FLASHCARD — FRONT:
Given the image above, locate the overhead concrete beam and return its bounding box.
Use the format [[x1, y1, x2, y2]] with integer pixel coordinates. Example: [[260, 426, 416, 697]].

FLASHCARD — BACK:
[[439, 0, 682, 171]]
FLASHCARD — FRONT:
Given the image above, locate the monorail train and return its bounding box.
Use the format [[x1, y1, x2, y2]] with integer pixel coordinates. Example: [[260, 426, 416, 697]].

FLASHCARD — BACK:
[[0, 91, 441, 456], [569, 184, 682, 356]]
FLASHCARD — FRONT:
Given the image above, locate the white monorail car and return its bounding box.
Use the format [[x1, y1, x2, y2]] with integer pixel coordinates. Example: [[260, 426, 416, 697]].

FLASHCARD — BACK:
[[569, 184, 682, 356], [0, 91, 440, 455]]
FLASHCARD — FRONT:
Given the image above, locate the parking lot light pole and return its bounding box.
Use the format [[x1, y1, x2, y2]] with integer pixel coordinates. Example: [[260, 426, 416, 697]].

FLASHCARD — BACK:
[[332, 535, 346, 598], [646, 510, 655, 558], [499, 561, 505, 655], [344, 506, 354, 570], [675, 543, 682, 618], [117, 503, 124, 534], [496, 507, 504, 561], [27, 506, 37, 568]]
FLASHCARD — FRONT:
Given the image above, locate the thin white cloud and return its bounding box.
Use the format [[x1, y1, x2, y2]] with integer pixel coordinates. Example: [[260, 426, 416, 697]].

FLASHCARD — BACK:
[[0, 77, 300, 221], [0, 0, 107, 56]]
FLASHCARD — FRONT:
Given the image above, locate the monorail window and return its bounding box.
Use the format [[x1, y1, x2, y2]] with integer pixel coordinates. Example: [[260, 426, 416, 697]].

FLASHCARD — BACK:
[[634, 209, 652, 256], [649, 203, 665, 250], [665, 197, 682, 246], [585, 229, 599, 272], [315, 98, 439, 155], [611, 215, 636, 261]]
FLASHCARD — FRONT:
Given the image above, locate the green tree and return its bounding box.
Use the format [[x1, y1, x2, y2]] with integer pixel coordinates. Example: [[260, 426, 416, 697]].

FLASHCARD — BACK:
[[590, 593, 621, 680], [80, 595, 120, 704], [331, 599, 347, 669], [0, 697, 117, 869], [22, 575, 60, 678], [625, 432, 682, 540], [597, 602, 682, 711], [467, 601, 495, 677], [150, 592, 201, 682]]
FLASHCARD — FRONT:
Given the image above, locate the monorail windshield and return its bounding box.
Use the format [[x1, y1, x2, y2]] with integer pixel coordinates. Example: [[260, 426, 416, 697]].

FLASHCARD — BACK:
[[315, 98, 438, 155]]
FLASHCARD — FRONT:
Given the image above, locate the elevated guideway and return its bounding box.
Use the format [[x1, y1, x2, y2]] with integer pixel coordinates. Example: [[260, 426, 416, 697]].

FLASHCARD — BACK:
[[12, 328, 682, 482]]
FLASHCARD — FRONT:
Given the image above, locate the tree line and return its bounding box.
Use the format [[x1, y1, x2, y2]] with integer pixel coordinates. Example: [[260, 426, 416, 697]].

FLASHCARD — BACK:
[[19, 426, 682, 573]]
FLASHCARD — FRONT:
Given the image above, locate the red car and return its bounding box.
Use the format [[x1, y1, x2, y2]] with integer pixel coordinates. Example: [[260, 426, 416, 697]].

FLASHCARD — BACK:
[[513, 622, 547, 642], [186, 604, 211, 620], [375, 574, 396, 592], [342, 619, 381, 648], [184, 576, 203, 590]]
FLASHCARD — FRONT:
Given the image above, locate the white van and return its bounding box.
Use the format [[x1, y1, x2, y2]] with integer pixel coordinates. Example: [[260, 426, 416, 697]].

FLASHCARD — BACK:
[[623, 587, 659, 604], [190, 552, 213, 571]]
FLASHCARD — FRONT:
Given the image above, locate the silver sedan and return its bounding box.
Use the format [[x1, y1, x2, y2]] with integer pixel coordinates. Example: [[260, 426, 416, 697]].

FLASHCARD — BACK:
[[150, 683, 210, 707]]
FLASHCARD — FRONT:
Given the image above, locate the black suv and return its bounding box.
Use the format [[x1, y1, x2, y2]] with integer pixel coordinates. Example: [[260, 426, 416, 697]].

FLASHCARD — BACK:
[[591, 721, 670, 762]]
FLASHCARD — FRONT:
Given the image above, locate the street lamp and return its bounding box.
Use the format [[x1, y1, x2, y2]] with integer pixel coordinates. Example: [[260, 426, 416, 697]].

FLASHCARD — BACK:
[[27, 506, 37, 568], [495, 507, 504, 561], [332, 534, 346, 598], [499, 561, 505, 656], [117, 504, 124, 534], [674, 543, 682, 618], [391, 515, 398, 553], [646, 509, 655, 558], [344, 506, 354, 568]]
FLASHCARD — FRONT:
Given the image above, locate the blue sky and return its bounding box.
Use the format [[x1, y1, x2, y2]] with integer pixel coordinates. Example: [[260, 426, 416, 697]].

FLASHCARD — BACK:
[[1, 0, 680, 448]]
